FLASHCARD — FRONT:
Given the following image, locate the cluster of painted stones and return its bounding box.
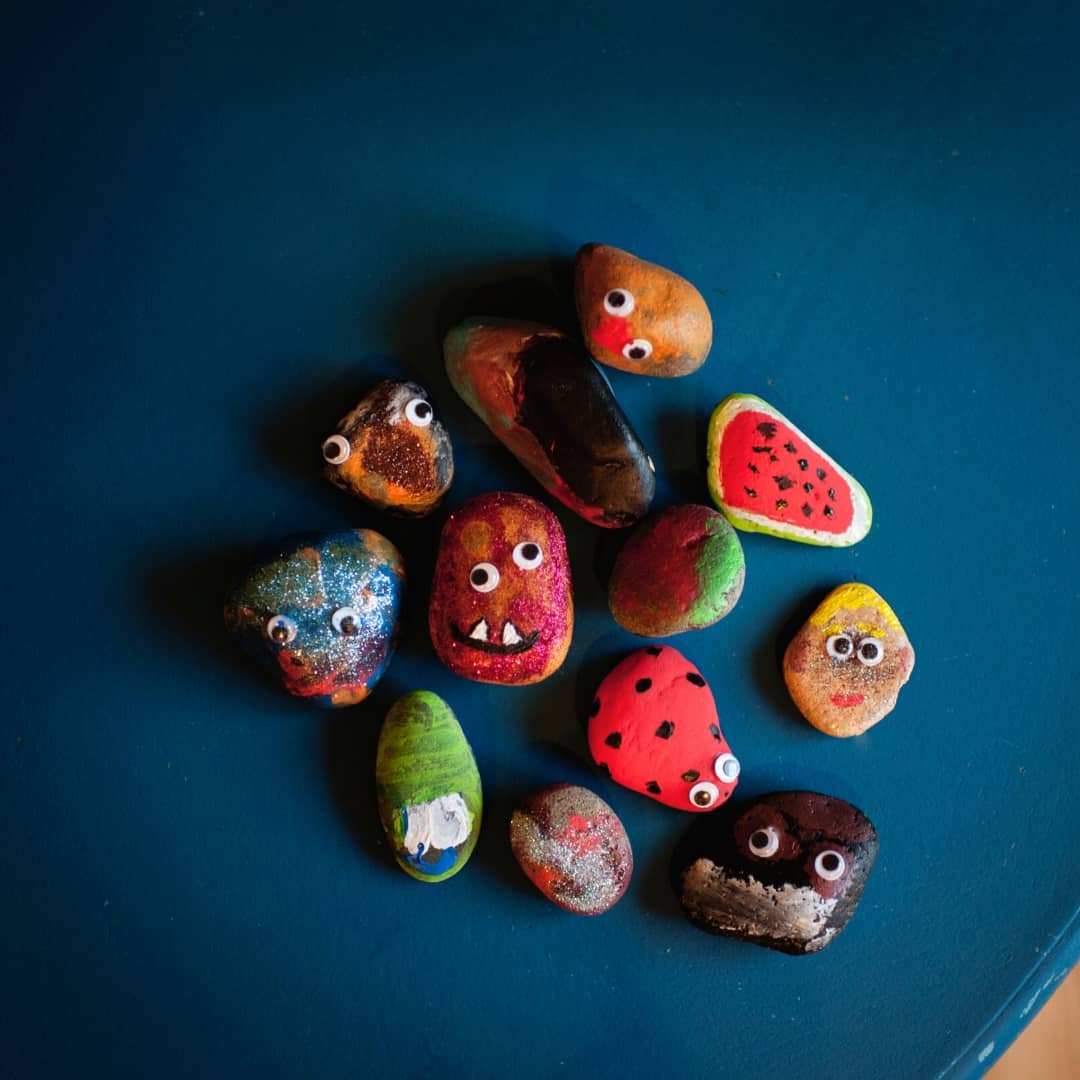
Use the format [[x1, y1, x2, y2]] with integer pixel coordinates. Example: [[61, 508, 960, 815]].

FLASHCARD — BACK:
[[219, 240, 915, 947]]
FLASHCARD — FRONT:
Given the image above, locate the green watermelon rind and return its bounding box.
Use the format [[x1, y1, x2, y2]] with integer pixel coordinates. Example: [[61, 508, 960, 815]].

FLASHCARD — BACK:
[[706, 393, 873, 547]]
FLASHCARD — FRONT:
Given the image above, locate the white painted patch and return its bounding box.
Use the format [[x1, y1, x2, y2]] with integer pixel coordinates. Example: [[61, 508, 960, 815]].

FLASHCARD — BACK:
[[977, 1042, 994, 1064], [403, 793, 471, 854]]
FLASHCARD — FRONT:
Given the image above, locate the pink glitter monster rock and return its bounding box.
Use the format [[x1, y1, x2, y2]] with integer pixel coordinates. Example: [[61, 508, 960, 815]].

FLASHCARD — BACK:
[[429, 492, 573, 685]]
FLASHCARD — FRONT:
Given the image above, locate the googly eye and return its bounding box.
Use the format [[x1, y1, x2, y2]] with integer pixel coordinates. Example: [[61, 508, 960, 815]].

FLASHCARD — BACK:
[[321, 435, 351, 465], [826, 634, 854, 660], [622, 339, 653, 362], [603, 288, 635, 316], [713, 753, 740, 783], [748, 826, 780, 858], [512, 541, 543, 570], [814, 850, 847, 881], [688, 781, 719, 808], [265, 614, 297, 645], [331, 606, 362, 635], [856, 639, 885, 667], [469, 563, 500, 593], [404, 397, 433, 427]]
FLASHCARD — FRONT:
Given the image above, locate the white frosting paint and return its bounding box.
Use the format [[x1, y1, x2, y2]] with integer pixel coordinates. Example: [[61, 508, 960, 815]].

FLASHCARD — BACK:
[[977, 1042, 995, 1064], [403, 793, 472, 854]]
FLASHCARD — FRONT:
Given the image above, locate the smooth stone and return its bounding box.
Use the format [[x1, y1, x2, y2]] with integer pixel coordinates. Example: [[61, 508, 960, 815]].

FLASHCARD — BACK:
[[444, 317, 655, 528], [509, 783, 633, 915], [608, 504, 745, 636], [223, 530, 404, 707], [588, 646, 739, 812], [784, 583, 915, 737], [321, 379, 453, 516], [428, 491, 573, 686], [707, 393, 872, 546], [671, 791, 879, 955], [375, 691, 482, 883], [574, 243, 712, 377]]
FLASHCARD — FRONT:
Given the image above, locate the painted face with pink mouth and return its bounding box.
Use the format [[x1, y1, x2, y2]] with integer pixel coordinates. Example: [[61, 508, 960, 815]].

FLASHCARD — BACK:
[[783, 583, 915, 737]]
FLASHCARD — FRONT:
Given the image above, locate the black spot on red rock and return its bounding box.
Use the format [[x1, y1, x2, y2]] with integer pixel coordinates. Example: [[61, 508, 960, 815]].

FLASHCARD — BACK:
[[686, 673, 706, 687], [635, 678, 652, 693], [709, 724, 721, 741], [605, 732, 622, 749], [682, 770, 700, 782], [646, 781, 662, 795], [655, 721, 675, 739]]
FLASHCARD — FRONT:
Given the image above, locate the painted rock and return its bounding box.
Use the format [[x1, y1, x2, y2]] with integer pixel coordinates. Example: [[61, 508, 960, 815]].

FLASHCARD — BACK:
[[375, 691, 482, 882], [429, 492, 573, 685], [574, 243, 712, 377], [223, 530, 404, 707], [444, 317, 655, 527], [321, 379, 453, 516], [672, 791, 879, 955], [509, 783, 633, 915], [588, 646, 739, 812], [608, 504, 745, 636], [707, 393, 872, 546], [784, 583, 915, 737]]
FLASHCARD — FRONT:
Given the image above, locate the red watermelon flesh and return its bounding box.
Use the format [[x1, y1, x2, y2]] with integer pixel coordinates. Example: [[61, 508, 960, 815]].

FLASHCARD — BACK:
[[720, 410, 854, 534]]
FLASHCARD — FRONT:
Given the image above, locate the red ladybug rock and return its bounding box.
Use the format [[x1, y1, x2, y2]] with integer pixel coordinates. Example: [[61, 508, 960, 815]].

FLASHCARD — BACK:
[[587, 646, 740, 812]]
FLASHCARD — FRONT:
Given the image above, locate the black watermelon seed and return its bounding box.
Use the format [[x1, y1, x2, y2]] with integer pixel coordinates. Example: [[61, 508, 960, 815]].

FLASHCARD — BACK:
[[752, 445, 771, 454], [797, 458, 808, 471], [744, 486, 757, 498], [686, 672, 707, 687], [769, 454, 779, 462], [646, 781, 662, 795], [824, 505, 834, 518], [756, 421, 777, 440], [655, 720, 675, 739], [646, 646, 663, 656], [747, 461, 759, 474], [801, 503, 813, 518], [828, 488, 836, 500], [604, 731, 622, 749], [803, 481, 813, 492], [773, 475, 794, 491], [784, 441, 797, 454], [709, 724, 721, 741], [776, 499, 788, 510], [817, 467, 827, 480], [635, 678, 652, 693], [682, 770, 700, 782], [590, 698, 601, 717]]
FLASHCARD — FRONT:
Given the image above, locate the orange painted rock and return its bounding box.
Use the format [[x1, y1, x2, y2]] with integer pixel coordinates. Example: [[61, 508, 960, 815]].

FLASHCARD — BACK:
[[510, 783, 633, 914], [321, 379, 453, 516], [784, 583, 915, 737], [444, 318, 655, 527], [429, 492, 573, 685], [575, 243, 712, 377]]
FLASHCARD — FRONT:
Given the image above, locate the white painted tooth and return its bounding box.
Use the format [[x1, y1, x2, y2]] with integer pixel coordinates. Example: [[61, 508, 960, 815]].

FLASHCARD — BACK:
[[502, 621, 522, 646], [469, 618, 489, 642]]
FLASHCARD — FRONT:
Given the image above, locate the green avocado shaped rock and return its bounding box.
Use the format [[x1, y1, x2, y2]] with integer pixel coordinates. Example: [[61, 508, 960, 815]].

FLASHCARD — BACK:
[[375, 691, 482, 883]]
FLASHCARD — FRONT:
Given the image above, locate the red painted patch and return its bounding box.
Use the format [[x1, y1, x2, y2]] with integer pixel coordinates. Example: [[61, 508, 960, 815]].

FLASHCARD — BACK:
[[719, 410, 853, 533], [591, 315, 630, 355], [830, 693, 865, 708]]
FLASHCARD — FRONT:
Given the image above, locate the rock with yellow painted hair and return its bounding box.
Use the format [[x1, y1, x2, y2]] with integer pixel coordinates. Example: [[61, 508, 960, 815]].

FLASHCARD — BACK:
[[783, 583, 914, 737]]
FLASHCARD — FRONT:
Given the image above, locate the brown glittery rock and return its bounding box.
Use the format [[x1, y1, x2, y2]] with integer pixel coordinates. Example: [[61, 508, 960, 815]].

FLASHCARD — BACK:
[[509, 783, 633, 915], [784, 583, 915, 737]]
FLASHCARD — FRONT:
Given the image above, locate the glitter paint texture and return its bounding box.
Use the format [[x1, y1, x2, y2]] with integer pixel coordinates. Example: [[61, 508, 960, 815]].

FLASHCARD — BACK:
[[429, 491, 573, 685], [510, 783, 633, 915], [224, 530, 405, 707], [322, 379, 453, 516], [784, 582, 915, 737]]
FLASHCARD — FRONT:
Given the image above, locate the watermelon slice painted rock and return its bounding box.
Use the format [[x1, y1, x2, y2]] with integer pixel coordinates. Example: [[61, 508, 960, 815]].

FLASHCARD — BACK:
[[706, 394, 872, 546]]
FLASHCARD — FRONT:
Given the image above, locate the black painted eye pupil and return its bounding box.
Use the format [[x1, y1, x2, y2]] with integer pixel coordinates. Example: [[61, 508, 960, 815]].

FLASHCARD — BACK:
[[694, 790, 712, 806], [861, 642, 878, 659], [522, 544, 539, 560], [835, 638, 851, 654], [415, 402, 431, 418], [750, 830, 770, 850], [471, 569, 488, 586], [271, 624, 288, 642], [608, 291, 626, 308], [820, 852, 841, 872], [629, 347, 645, 359], [340, 617, 357, 635]]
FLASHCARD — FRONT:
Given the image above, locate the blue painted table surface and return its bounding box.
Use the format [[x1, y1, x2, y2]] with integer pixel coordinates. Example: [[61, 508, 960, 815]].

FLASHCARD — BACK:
[[4, 3, 1079, 1078]]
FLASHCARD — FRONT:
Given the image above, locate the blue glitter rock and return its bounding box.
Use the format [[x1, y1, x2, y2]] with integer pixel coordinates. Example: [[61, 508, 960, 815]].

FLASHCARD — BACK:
[[224, 530, 405, 707]]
